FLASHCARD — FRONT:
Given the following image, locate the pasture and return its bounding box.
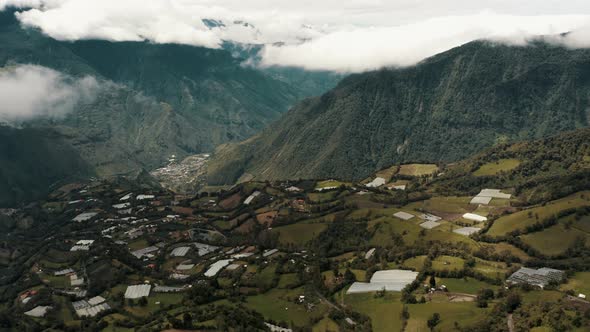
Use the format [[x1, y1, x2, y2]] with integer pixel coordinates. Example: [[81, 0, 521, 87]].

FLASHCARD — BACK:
[[473, 158, 521, 176]]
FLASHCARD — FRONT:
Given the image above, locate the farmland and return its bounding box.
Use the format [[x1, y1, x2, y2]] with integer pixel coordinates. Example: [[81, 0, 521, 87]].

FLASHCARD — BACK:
[[473, 158, 521, 176]]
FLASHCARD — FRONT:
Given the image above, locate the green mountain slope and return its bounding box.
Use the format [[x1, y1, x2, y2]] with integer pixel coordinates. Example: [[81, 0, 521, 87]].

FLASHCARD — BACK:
[[207, 41, 590, 184], [0, 9, 336, 175], [0, 125, 92, 206], [432, 128, 590, 205]]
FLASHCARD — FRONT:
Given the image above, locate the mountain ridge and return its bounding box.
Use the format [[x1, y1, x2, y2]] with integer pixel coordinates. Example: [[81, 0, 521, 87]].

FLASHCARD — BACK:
[[206, 40, 590, 185]]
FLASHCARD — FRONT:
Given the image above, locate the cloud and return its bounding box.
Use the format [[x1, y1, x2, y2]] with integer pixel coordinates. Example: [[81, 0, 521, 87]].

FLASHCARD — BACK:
[[260, 13, 590, 72], [2, 1, 590, 72], [0, 65, 100, 124]]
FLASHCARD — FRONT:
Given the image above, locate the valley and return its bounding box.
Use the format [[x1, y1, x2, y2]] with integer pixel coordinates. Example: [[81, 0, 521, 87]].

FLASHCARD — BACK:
[[0, 129, 589, 331]]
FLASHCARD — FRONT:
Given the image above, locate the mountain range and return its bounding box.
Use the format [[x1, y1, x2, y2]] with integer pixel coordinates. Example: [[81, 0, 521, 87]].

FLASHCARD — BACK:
[[0, 8, 339, 206], [206, 40, 590, 185]]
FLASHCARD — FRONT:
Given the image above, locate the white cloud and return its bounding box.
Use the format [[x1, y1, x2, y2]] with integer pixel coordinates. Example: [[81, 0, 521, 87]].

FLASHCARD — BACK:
[[0, 65, 100, 124], [260, 13, 590, 72], [2, 1, 590, 72]]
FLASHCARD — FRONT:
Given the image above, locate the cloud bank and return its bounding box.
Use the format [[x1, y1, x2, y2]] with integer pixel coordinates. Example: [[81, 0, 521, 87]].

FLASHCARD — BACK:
[[2, 1, 590, 72], [0, 65, 100, 124]]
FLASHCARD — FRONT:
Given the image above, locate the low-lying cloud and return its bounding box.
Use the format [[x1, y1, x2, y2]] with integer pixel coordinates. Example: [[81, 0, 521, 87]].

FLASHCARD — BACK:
[[2, 1, 590, 72], [0, 65, 100, 124]]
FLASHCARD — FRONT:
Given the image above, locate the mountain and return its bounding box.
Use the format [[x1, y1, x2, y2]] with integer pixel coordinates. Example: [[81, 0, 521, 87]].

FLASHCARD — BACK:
[[206, 40, 590, 185], [0, 125, 92, 206], [0, 8, 339, 204]]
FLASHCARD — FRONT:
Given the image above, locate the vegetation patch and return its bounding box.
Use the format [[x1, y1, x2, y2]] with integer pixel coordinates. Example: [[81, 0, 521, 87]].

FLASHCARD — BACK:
[[399, 164, 438, 177], [473, 158, 521, 176]]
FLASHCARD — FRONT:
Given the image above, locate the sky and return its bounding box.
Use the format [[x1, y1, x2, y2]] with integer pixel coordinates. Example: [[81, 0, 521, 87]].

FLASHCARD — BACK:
[[1, 0, 590, 71]]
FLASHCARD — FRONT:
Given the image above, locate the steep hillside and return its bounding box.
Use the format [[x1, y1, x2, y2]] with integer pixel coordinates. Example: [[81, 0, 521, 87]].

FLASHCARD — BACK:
[[0, 125, 92, 206], [0, 9, 335, 176], [432, 128, 590, 205], [207, 41, 590, 184]]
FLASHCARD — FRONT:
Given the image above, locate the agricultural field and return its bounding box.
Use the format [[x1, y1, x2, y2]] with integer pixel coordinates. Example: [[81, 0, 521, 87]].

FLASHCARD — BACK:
[[473, 158, 521, 176], [521, 214, 590, 256], [398, 164, 439, 177], [432, 256, 465, 272], [245, 288, 327, 326], [486, 192, 590, 237], [435, 277, 499, 294], [345, 292, 404, 332], [559, 272, 590, 297], [406, 302, 490, 332], [315, 180, 348, 190], [272, 222, 328, 246]]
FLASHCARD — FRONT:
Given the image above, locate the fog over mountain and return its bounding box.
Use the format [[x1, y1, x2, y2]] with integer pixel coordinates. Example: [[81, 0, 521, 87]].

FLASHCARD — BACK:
[[2, 0, 590, 71]]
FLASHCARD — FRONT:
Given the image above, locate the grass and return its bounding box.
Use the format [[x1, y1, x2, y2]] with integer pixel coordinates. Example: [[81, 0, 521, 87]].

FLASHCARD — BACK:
[[278, 273, 299, 288], [560, 272, 590, 297], [481, 242, 531, 261], [369, 216, 422, 246], [250, 265, 277, 289], [128, 239, 149, 250], [472, 259, 508, 280], [245, 287, 326, 327], [520, 214, 590, 256], [345, 292, 404, 332], [374, 165, 400, 182], [307, 190, 348, 203], [315, 180, 348, 189], [473, 158, 521, 176], [411, 196, 473, 215], [432, 256, 465, 272], [406, 302, 489, 332], [312, 317, 340, 332], [272, 222, 328, 246], [125, 293, 184, 317], [435, 277, 498, 294], [487, 192, 590, 237], [399, 164, 438, 177], [402, 256, 427, 271]]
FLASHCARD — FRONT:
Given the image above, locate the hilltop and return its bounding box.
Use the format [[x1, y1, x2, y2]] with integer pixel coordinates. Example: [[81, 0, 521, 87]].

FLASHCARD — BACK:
[[206, 40, 590, 185]]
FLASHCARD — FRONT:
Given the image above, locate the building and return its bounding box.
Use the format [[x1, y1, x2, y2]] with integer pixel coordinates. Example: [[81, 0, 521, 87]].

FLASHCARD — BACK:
[[507, 267, 565, 288], [347, 269, 419, 294], [124, 284, 151, 299]]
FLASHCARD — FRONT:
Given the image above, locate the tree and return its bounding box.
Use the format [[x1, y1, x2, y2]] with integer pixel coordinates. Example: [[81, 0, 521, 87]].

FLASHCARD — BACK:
[[505, 293, 521, 313], [401, 305, 410, 320], [427, 313, 441, 331], [344, 268, 356, 284], [429, 275, 436, 289], [183, 313, 193, 329], [138, 296, 148, 307]]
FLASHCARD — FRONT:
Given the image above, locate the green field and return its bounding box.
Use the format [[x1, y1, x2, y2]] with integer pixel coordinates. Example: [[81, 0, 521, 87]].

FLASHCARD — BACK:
[[408, 196, 473, 215], [278, 273, 299, 288], [315, 180, 348, 190], [245, 287, 326, 327], [432, 256, 465, 272], [472, 259, 508, 280], [521, 214, 590, 256], [374, 165, 399, 182], [312, 317, 340, 332], [406, 302, 489, 331], [435, 277, 499, 294], [487, 192, 590, 237], [560, 272, 590, 297], [272, 222, 328, 246], [369, 216, 421, 246], [399, 164, 438, 177], [125, 293, 184, 317], [345, 293, 404, 332], [402, 256, 427, 271], [473, 159, 521, 176]]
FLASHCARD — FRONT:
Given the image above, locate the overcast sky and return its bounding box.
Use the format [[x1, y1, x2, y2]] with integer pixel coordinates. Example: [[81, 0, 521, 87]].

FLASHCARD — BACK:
[[2, 0, 590, 71]]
